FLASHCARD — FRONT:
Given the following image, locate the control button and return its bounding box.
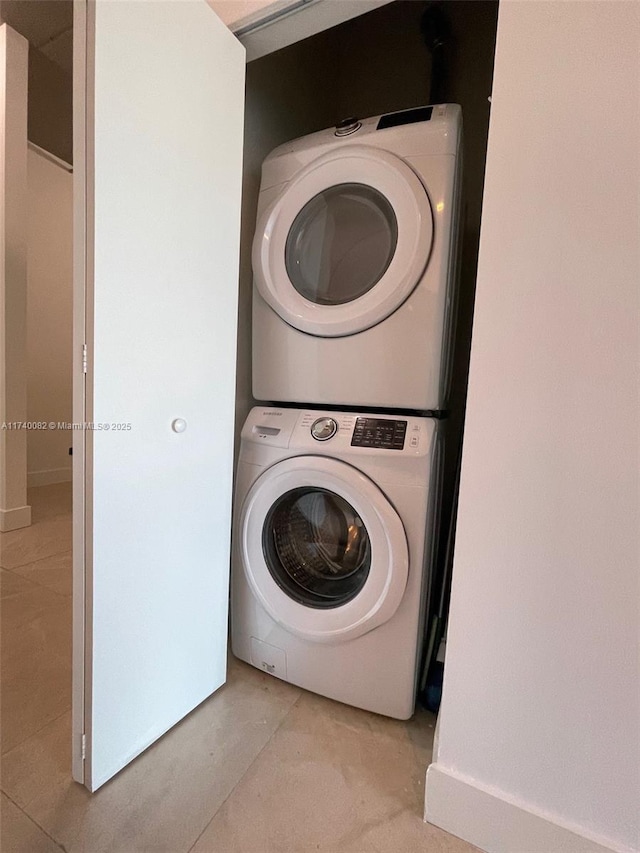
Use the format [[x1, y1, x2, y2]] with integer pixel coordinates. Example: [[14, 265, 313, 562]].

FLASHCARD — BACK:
[[410, 435, 419, 448], [311, 417, 338, 441], [335, 117, 362, 137], [351, 417, 407, 448]]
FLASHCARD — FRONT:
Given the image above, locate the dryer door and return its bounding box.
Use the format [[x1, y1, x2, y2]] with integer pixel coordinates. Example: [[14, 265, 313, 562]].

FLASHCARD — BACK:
[[240, 455, 409, 643], [252, 146, 433, 337]]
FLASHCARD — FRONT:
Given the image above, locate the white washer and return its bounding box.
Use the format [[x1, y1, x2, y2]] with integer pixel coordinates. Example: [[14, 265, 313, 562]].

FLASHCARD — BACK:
[[252, 104, 463, 412], [231, 406, 443, 719]]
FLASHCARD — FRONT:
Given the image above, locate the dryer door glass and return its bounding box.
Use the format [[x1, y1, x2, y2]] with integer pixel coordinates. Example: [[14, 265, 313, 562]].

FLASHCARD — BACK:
[[263, 486, 371, 608], [285, 183, 398, 305]]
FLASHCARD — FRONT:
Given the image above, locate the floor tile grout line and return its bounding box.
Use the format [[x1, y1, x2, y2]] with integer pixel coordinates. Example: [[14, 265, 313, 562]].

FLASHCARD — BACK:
[[185, 689, 305, 853], [1, 564, 71, 600], [0, 601, 72, 634], [1, 707, 71, 760], [1, 547, 72, 569], [0, 544, 73, 574], [1, 790, 66, 851]]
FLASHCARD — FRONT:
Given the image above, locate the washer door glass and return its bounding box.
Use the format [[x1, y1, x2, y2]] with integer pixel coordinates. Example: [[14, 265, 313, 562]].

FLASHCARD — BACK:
[[263, 486, 371, 608], [284, 183, 398, 305]]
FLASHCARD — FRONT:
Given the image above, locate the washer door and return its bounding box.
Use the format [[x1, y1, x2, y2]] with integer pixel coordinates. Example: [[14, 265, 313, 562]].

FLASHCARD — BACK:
[[241, 455, 409, 643], [252, 146, 433, 338]]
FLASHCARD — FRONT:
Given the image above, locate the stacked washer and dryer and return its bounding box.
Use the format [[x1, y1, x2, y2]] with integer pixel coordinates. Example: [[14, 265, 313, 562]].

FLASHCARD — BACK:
[[231, 104, 463, 719]]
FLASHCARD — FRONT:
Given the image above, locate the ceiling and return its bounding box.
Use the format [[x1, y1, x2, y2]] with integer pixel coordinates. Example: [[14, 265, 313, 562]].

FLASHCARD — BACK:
[[0, 0, 73, 73]]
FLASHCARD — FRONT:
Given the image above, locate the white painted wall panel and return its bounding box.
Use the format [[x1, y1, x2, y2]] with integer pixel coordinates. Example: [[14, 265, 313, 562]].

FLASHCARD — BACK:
[[26, 148, 73, 486], [0, 24, 30, 531], [427, 3, 640, 851]]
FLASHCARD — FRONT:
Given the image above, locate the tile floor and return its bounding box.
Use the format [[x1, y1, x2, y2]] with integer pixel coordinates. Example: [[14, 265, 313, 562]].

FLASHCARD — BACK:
[[1, 483, 478, 852]]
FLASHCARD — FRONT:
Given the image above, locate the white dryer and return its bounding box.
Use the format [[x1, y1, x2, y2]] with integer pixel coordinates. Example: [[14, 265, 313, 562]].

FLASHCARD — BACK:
[[252, 104, 462, 412], [231, 406, 442, 719]]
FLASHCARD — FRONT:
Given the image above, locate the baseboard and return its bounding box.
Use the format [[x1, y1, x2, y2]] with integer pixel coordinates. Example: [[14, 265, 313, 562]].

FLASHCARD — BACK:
[[27, 467, 72, 487], [425, 764, 636, 853], [0, 504, 32, 532]]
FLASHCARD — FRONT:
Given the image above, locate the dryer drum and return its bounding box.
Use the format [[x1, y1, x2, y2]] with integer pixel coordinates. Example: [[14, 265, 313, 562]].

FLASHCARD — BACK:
[[263, 487, 371, 608], [284, 182, 398, 306]]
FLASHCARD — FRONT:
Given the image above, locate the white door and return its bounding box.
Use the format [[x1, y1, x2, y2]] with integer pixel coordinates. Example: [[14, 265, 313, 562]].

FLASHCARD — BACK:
[[72, 0, 245, 791]]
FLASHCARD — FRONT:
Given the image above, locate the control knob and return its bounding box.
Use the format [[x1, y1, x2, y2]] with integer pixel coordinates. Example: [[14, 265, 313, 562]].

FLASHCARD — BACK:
[[334, 117, 362, 137], [311, 417, 338, 441]]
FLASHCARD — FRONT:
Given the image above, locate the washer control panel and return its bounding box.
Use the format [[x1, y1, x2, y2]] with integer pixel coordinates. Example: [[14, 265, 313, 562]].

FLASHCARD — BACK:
[[351, 417, 407, 450], [310, 416, 338, 441], [243, 409, 431, 459]]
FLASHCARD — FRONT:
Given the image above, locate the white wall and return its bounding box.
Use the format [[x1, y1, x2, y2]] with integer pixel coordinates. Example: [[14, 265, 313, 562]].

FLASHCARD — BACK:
[[26, 146, 73, 486], [425, 3, 640, 853], [0, 23, 30, 531]]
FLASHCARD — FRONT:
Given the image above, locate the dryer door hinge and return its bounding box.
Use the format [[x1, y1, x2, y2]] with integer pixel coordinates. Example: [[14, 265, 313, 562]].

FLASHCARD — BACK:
[[81, 733, 86, 761], [82, 344, 88, 374]]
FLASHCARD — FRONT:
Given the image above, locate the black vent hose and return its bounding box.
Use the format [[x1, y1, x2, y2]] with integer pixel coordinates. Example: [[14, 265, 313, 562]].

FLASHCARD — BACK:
[[420, 3, 453, 104]]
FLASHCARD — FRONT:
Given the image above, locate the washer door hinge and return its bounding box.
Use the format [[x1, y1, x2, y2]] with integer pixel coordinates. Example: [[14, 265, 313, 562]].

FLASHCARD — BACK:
[[82, 344, 88, 374]]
